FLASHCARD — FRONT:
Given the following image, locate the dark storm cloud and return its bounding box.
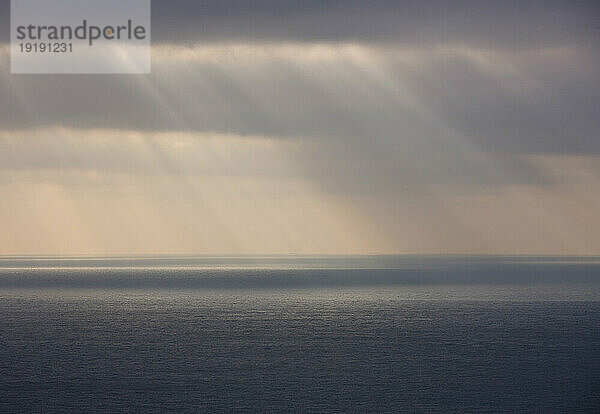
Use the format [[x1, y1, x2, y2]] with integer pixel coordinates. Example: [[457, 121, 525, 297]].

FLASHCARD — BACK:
[[1, 0, 599, 47], [1, 42, 599, 155], [151, 0, 599, 48]]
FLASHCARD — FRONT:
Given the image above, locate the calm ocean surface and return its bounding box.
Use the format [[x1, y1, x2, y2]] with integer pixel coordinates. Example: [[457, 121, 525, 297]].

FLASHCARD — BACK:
[[0, 256, 599, 412]]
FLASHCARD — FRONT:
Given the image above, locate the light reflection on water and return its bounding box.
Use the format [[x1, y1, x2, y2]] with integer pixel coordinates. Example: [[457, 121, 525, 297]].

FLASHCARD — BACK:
[[0, 256, 599, 412]]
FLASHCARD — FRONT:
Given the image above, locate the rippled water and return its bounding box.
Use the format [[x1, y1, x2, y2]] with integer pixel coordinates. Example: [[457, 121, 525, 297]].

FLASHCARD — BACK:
[[1, 256, 599, 412]]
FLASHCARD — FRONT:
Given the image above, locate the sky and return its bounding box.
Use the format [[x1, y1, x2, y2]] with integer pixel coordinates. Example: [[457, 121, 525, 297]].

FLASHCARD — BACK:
[[1, 0, 599, 255]]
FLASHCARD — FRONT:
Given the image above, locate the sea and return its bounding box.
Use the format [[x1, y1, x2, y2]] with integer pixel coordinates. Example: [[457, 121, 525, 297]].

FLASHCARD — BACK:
[[0, 255, 599, 413]]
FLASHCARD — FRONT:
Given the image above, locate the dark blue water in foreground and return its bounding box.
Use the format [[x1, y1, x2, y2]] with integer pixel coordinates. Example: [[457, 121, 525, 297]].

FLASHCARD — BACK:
[[0, 256, 599, 412]]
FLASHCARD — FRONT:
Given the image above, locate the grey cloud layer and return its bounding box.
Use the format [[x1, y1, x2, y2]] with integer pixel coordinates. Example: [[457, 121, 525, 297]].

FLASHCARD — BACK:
[[1, 0, 598, 47], [2, 43, 593, 192], [1, 1, 598, 193], [1, 44, 599, 154]]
